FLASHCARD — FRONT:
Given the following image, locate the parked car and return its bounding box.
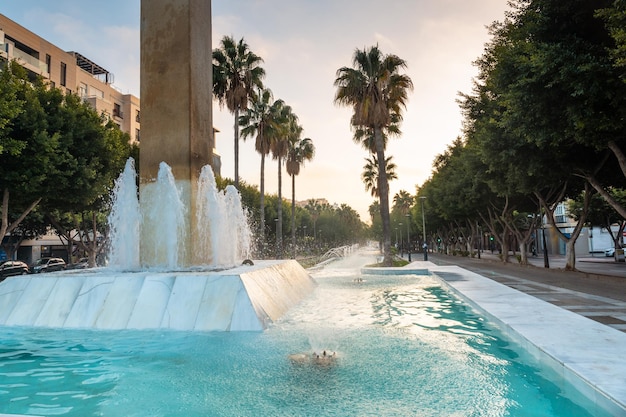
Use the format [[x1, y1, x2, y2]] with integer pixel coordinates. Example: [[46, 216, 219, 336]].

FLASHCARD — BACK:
[[30, 257, 66, 274], [605, 247, 616, 257], [67, 257, 90, 270], [0, 260, 30, 280]]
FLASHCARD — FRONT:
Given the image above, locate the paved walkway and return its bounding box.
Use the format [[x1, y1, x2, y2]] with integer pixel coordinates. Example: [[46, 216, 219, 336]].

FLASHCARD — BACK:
[[404, 251, 626, 333]]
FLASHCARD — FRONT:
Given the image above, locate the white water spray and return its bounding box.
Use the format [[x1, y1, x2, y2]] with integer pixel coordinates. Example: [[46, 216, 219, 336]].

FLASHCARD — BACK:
[[142, 162, 186, 269], [107, 158, 141, 269], [196, 166, 252, 266], [108, 158, 251, 269]]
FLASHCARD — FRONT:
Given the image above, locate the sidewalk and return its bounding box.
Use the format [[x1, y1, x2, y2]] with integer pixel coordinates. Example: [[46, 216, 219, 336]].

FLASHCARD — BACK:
[[401, 251, 626, 333]]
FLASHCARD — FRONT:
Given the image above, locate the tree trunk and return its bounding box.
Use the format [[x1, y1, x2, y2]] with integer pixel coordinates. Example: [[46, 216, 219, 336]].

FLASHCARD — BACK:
[[537, 184, 591, 271], [374, 128, 392, 266], [586, 174, 626, 219], [291, 173, 296, 259], [234, 107, 240, 187], [276, 156, 283, 259], [88, 212, 98, 267], [259, 153, 266, 256], [1, 188, 41, 242], [500, 233, 510, 262], [565, 239, 576, 270], [608, 140, 626, 178], [518, 241, 527, 264]]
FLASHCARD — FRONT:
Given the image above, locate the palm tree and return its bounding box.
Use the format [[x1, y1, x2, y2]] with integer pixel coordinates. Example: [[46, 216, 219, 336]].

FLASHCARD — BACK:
[[286, 131, 315, 258], [270, 103, 294, 259], [334, 45, 413, 266], [305, 199, 322, 244], [393, 190, 413, 216], [213, 36, 265, 187], [362, 155, 397, 197], [239, 88, 284, 254]]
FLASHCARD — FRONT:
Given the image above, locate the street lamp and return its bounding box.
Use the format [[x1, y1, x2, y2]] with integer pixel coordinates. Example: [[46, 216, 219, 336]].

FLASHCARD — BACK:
[[395, 227, 398, 248], [420, 196, 427, 261], [399, 223, 403, 257], [405, 213, 411, 262]]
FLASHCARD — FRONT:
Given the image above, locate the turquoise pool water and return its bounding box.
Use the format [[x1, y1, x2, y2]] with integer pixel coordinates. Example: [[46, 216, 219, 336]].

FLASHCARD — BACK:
[[0, 266, 610, 416]]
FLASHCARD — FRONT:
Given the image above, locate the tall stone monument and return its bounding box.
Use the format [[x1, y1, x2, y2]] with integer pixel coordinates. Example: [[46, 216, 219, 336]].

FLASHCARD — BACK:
[[140, 0, 213, 266]]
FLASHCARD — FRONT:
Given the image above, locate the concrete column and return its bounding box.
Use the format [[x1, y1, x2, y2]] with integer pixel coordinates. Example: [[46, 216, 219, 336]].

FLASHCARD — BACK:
[[140, 0, 213, 266]]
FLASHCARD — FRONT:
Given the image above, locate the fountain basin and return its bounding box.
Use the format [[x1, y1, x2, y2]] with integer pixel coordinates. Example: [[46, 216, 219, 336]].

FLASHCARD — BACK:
[[0, 260, 315, 331]]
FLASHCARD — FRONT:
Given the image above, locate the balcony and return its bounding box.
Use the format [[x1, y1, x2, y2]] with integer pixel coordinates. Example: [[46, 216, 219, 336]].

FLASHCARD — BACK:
[[11, 47, 48, 75]]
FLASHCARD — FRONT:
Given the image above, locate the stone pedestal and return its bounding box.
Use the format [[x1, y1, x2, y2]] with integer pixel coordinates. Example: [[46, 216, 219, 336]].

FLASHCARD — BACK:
[[140, 0, 213, 266], [0, 261, 316, 331]]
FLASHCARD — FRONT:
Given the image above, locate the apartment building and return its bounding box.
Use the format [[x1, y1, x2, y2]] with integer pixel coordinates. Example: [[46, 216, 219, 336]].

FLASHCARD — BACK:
[[0, 13, 141, 144], [0, 13, 222, 172]]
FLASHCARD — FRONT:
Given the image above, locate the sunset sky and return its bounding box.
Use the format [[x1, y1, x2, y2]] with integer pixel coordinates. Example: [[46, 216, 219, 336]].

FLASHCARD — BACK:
[[2, 0, 511, 221]]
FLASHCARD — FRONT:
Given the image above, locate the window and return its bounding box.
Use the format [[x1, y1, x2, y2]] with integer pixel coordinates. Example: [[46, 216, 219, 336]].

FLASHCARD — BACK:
[[90, 86, 104, 99], [135, 128, 140, 142], [45, 54, 51, 74], [60, 62, 67, 86], [113, 103, 122, 118], [555, 204, 567, 224], [135, 109, 140, 123], [78, 82, 87, 97]]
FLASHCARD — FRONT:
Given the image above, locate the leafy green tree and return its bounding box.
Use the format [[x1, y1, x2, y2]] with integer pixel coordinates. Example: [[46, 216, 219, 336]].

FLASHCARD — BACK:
[[0, 61, 27, 156], [1, 63, 60, 242], [45, 117, 132, 266], [213, 36, 265, 187], [305, 199, 322, 243], [597, 1, 626, 80], [368, 200, 382, 248], [0, 62, 132, 264], [456, 0, 626, 269], [334, 45, 413, 266]]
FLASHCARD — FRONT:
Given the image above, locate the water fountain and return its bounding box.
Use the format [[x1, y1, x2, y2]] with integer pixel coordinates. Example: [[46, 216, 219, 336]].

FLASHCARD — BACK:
[[0, 0, 316, 332], [0, 153, 315, 331]]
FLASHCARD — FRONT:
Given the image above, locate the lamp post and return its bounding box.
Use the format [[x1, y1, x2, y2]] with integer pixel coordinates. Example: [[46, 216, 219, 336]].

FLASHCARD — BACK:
[[405, 213, 411, 262], [395, 227, 398, 249], [542, 224, 550, 268], [477, 223, 481, 259], [399, 223, 403, 257], [420, 196, 427, 261]]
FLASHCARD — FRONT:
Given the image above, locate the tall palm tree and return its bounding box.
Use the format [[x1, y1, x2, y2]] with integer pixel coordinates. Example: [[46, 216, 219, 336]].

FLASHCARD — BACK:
[[213, 36, 265, 187], [270, 103, 294, 259], [334, 45, 413, 266], [239, 88, 283, 254], [362, 155, 397, 197], [305, 199, 322, 243], [393, 190, 413, 216], [286, 131, 315, 259]]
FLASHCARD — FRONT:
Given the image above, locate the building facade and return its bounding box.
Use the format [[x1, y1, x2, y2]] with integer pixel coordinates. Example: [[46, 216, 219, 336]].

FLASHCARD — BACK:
[[0, 13, 141, 144]]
